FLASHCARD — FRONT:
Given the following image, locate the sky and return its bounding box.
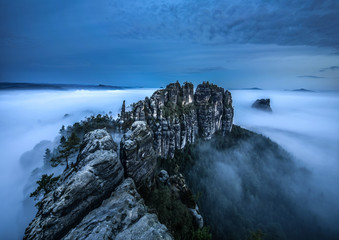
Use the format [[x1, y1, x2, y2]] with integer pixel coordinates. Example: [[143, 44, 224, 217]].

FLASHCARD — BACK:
[[1, 0, 339, 90]]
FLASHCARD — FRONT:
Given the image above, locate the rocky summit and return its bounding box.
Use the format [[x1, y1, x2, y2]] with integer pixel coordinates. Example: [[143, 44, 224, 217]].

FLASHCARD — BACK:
[[252, 98, 272, 112], [119, 81, 234, 158], [25, 82, 234, 240]]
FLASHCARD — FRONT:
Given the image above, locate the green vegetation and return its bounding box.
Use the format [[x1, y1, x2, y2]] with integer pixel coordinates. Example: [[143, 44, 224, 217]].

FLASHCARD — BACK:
[[163, 125, 327, 240], [192, 227, 212, 240], [51, 132, 80, 169], [30, 174, 60, 208], [68, 114, 118, 138], [162, 99, 195, 120], [43, 148, 52, 166], [248, 229, 264, 240], [143, 182, 195, 240], [43, 113, 118, 169], [201, 81, 222, 91]]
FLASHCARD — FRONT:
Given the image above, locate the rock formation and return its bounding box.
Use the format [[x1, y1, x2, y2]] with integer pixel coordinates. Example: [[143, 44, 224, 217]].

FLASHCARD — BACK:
[[119, 81, 234, 158], [120, 121, 157, 188], [24, 129, 172, 240], [25, 81, 234, 239], [252, 98, 272, 112], [63, 178, 172, 240]]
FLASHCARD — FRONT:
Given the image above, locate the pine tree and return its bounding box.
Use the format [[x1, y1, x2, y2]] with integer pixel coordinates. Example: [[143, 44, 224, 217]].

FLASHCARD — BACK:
[[43, 148, 52, 166], [30, 174, 60, 205], [52, 133, 80, 169], [59, 125, 65, 135]]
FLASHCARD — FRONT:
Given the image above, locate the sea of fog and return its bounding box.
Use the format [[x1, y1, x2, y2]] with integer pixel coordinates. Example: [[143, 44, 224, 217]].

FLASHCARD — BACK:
[[0, 89, 156, 239], [232, 90, 339, 229], [0, 88, 338, 239]]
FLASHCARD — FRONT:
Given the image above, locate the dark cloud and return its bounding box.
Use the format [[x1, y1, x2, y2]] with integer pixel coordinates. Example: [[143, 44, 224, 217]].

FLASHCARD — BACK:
[[320, 66, 339, 72], [0, 0, 339, 89], [2, 0, 339, 48], [101, 0, 339, 48], [297, 75, 326, 79]]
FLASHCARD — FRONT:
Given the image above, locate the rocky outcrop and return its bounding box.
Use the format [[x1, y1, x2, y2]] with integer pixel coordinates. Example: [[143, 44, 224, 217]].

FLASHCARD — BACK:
[[25, 129, 171, 240], [77, 129, 118, 161], [119, 81, 234, 159], [252, 98, 272, 112], [120, 121, 157, 188], [26, 81, 233, 240], [195, 83, 233, 139], [63, 178, 173, 240], [24, 129, 124, 240]]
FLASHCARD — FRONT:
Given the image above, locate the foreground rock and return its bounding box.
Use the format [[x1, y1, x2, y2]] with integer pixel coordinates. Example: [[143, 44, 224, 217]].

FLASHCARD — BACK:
[[63, 178, 173, 240], [252, 98, 272, 112], [25, 129, 172, 240]]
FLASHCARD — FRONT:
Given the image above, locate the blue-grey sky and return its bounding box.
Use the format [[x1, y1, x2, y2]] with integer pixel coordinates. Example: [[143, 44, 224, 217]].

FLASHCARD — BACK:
[[1, 0, 339, 90]]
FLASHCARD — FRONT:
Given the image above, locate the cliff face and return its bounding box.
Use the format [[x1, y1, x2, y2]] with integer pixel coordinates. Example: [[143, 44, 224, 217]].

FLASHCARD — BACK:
[[120, 81, 234, 159], [120, 121, 157, 188]]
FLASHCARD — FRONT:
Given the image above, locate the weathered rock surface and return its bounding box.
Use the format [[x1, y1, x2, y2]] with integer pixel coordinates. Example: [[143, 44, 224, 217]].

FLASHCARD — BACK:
[[252, 98, 272, 112], [120, 121, 157, 188], [77, 128, 117, 161], [25, 129, 173, 240], [115, 213, 173, 240], [63, 178, 173, 240], [119, 81, 234, 159], [24, 129, 124, 240]]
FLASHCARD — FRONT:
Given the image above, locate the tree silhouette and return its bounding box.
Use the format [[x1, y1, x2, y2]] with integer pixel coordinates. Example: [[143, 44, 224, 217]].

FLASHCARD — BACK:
[[30, 174, 60, 207], [52, 132, 80, 169], [43, 148, 52, 166]]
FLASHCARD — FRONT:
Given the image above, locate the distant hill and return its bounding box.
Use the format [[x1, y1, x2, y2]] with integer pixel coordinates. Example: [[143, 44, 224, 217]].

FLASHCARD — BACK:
[[292, 88, 314, 92], [242, 87, 262, 90], [0, 82, 139, 91]]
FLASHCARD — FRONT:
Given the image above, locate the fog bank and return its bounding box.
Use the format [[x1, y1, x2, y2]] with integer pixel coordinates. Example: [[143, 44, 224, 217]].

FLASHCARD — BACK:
[[232, 90, 339, 227], [0, 88, 338, 239], [0, 89, 155, 239]]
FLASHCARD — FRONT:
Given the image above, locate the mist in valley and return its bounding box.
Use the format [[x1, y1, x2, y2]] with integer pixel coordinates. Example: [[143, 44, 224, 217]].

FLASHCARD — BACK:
[[232, 90, 339, 227], [0, 89, 155, 239], [0, 88, 338, 239], [185, 90, 339, 239]]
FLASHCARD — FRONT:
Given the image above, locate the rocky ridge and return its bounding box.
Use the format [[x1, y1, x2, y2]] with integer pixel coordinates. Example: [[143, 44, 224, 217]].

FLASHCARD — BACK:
[[25, 82, 234, 240], [119, 81, 234, 159]]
